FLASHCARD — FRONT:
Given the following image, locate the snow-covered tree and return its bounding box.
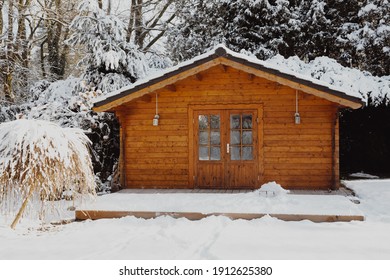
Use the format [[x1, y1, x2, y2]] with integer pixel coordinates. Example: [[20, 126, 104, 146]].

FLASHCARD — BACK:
[[266, 54, 390, 101], [39, 0, 80, 80], [168, 0, 299, 62], [337, 0, 390, 75], [168, 0, 389, 77], [63, 0, 173, 190], [67, 0, 150, 92], [125, 0, 176, 52], [1, 0, 174, 194], [0, 0, 32, 102]]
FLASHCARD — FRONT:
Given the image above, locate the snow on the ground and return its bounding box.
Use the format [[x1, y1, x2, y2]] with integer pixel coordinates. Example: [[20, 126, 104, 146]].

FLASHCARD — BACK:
[[0, 180, 389, 259], [78, 182, 361, 216], [344, 179, 390, 223], [349, 172, 380, 179]]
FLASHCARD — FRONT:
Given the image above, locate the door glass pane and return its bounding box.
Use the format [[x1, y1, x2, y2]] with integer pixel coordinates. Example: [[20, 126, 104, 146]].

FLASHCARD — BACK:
[[198, 115, 209, 129], [199, 131, 209, 145], [210, 147, 221, 160], [230, 131, 241, 145], [210, 131, 220, 145], [242, 131, 252, 145], [242, 147, 253, 160], [231, 147, 241, 160], [230, 115, 241, 129], [210, 115, 220, 129], [199, 147, 209, 160], [242, 114, 253, 129]]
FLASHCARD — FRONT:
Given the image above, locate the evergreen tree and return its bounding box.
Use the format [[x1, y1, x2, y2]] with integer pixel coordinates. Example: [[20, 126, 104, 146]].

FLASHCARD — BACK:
[[67, 0, 149, 92], [168, 0, 389, 76], [168, 0, 294, 62], [338, 0, 390, 76]]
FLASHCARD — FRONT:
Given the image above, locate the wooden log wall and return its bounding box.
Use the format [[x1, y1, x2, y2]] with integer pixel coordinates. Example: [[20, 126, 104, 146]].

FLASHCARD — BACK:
[[117, 65, 339, 190]]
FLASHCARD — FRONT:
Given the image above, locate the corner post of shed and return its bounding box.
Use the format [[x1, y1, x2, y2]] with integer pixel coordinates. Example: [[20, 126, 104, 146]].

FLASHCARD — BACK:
[[331, 107, 340, 190], [115, 110, 126, 188]]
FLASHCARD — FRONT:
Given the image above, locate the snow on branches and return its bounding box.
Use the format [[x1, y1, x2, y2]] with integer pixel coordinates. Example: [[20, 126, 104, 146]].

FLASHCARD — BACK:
[[169, 0, 390, 76], [266, 54, 390, 102], [67, 0, 149, 90], [0, 119, 96, 228]]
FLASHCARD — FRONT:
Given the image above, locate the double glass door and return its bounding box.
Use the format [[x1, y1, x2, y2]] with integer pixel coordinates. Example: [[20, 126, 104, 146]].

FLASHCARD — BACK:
[[194, 109, 258, 189]]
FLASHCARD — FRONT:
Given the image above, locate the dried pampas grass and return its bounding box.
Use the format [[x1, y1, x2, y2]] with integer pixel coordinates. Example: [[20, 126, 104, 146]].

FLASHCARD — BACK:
[[0, 119, 96, 228]]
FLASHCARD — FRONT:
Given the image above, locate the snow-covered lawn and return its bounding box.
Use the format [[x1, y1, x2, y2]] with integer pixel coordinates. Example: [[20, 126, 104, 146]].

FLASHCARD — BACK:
[[0, 179, 389, 259]]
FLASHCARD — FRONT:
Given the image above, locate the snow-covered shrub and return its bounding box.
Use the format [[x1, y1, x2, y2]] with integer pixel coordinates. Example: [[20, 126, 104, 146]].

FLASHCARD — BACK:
[[0, 119, 96, 228], [5, 78, 120, 193], [1, 79, 120, 193], [1, 76, 121, 193], [0, 102, 20, 123]]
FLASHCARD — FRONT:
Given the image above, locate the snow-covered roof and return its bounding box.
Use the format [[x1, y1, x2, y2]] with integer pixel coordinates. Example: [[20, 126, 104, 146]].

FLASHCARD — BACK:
[[93, 45, 364, 111]]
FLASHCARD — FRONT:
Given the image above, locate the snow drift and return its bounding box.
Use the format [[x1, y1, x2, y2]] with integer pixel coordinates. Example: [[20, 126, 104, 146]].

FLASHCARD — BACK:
[[257, 181, 290, 197]]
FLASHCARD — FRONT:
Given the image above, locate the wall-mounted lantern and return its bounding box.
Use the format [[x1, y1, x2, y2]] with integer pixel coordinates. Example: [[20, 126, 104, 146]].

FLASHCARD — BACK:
[[294, 112, 301, 125], [153, 114, 160, 126]]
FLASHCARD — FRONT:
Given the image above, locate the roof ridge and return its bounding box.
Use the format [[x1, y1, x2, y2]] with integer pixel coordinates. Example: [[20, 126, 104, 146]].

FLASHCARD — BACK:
[[93, 45, 364, 111]]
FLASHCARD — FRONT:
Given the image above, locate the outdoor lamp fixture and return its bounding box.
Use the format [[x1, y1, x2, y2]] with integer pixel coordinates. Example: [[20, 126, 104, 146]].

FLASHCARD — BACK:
[[153, 92, 159, 126], [153, 114, 159, 126], [294, 90, 301, 125]]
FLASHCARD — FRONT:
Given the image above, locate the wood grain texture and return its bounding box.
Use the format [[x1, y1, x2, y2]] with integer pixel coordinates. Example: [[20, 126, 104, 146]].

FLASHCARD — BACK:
[[76, 210, 364, 222], [93, 55, 362, 112], [118, 65, 340, 190]]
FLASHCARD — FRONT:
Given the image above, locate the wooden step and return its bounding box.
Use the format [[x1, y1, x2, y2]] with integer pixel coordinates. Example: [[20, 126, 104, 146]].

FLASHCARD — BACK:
[[75, 210, 364, 223]]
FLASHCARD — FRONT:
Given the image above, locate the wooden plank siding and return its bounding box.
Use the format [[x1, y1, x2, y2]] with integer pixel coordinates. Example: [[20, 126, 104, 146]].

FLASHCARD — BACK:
[[118, 65, 339, 190]]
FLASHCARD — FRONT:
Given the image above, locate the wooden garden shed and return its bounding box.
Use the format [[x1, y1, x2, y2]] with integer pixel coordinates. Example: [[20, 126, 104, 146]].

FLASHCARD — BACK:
[[93, 45, 363, 190]]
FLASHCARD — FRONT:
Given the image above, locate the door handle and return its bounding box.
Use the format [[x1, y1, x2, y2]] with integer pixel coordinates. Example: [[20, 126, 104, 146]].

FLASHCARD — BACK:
[[227, 143, 230, 154]]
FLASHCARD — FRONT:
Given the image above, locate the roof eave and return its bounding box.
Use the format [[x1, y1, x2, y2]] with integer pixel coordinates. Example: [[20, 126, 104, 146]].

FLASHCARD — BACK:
[[93, 46, 364, 112], [220, 52, 364, 109], [93, 52, 221, 112]]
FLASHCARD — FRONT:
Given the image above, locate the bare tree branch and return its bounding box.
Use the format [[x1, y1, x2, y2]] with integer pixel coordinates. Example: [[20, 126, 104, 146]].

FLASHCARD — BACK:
[[126, 0, 136, 42], [126, 0, 175, 50], [143, 12, 175, 51], [145, 0, 173, 28]]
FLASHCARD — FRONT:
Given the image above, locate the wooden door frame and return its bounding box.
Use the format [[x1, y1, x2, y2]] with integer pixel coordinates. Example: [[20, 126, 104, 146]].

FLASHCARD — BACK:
[[224, 108, 259, 189], [188, 103, 264, 188]]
